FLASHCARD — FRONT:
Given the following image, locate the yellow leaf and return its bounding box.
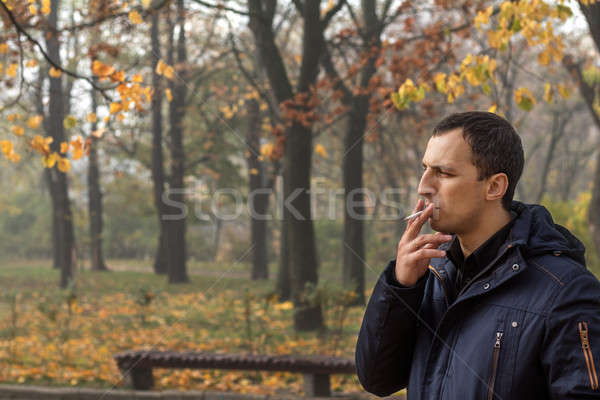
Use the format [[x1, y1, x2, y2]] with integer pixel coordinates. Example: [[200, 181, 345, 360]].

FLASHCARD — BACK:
[[41, 0, 50, 14], [110, 70, 125, 82], [117, 113, 125, 121], [43, 152, 58, 168], [488, 104, 497, 113], [72, 147, 83, 160], [70, 136, 83, 160], [165, 88, 173, 102], [27, 115, 43, 129], [163, 66, 174, 80], [155, 59, 167, 75], [131, 74, 143, 83], [260, 143, 274, 158], [63, 115, 77, 129], [49, 67, 62, 78], [0, 44, 8, 54], [274, 301, 293, 311], [57, 157, 70, 172], [110, 102, 122, 114], [92, 127, 105, 138], [474, 5, 493, 29], [314, 144, 327, 158], [250, 168, 259, 175], [128, 10, 142, 24], [29, 4, 37, 14], [26, 59, 38, 68], [86, 112, 97, 123], [11, 125, 24, 136], [543, 83, 553, 103], [434, 73, 447, 93], [142, 0, 151, 6], [537, 48, 551, 66], [6, 63, 18, 78], [30, 134, 53, 155], [514, 87, 536, 111], [0, 140, 13, 156], [92, 60, 115, 77], [8, 152, 20, 163], [558, 84, 571, 99], [60, 142, 69, 154]]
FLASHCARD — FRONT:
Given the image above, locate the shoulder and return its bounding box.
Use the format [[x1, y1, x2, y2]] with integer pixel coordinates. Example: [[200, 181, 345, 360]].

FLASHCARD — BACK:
[[526, 252, 591, 289]]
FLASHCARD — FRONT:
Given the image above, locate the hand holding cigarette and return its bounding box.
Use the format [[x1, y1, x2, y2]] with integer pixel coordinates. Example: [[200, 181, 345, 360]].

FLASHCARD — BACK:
[[395, 199, 452, 286]]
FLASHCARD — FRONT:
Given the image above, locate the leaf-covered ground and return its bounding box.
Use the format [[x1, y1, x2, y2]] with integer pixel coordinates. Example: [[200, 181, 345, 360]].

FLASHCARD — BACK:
[[0, 260, 384, 397]]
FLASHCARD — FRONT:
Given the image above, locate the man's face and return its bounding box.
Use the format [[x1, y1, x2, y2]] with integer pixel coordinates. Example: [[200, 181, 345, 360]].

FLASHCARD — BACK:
[[418, 128, 488, 234]]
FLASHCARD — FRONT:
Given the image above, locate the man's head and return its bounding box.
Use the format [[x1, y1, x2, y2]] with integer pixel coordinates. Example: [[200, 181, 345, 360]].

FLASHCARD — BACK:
[[418, 111, 524, 235]]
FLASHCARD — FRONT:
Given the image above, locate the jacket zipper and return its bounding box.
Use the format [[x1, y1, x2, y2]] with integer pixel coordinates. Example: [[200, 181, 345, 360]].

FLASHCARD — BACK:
[[579, 321, 599, 390], [428, 265, 449, 307], [487, 331, 503, 400]]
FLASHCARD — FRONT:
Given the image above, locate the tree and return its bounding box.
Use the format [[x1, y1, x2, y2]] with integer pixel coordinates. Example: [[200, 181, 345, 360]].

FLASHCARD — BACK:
[[564, 0, 600, 261], [150, 8, 169, 275], [248, 0, 344, 331], [165, 0, 189, 284], [43, 0, 75, 288], [88, 79, 108, 271]]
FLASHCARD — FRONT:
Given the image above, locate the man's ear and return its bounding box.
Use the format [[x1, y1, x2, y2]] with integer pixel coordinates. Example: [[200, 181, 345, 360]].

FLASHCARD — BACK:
[[486, 173, 509, 201]]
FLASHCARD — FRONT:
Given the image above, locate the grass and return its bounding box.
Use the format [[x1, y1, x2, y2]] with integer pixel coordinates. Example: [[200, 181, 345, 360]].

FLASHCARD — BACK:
[[0, 258, 382, 397]]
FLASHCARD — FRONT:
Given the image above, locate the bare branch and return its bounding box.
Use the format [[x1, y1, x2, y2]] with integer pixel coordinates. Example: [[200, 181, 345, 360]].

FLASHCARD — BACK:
[[190, 0, 249, 16], [322, 0, 346, 29]]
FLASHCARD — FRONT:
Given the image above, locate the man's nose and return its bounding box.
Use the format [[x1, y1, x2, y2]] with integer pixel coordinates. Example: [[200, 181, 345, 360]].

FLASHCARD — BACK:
[[417, 172, 435, 197]]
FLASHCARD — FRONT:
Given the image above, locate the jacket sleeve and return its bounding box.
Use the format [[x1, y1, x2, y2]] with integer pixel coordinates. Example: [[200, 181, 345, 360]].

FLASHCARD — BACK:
[[355, 259, 428, 397], [541, 271, 600, 399]]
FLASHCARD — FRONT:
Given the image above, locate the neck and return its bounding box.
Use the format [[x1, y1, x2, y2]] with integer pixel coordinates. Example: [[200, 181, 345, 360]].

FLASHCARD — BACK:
[[458, 206, 512, 259]]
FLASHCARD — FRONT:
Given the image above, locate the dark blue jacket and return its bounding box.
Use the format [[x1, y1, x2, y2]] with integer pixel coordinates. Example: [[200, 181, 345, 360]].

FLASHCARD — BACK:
[[356, 201, 600, 399]]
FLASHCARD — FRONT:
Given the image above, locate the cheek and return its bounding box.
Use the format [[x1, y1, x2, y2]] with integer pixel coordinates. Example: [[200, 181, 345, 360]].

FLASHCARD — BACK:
[[440, 181, 481, 213]]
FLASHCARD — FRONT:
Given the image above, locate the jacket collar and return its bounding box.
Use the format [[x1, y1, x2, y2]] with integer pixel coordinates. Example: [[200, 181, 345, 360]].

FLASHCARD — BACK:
[[429, 200, 586, 301]]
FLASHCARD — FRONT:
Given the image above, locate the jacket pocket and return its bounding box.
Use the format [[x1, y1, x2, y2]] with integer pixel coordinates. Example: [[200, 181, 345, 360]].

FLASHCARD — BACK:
[[487, 330, 504, 400], [578, 321, 599, 390]]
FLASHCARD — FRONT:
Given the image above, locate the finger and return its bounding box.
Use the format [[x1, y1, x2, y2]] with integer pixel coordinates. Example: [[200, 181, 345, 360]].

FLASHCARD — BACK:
[[413, 233, 453, 249], [405, 203, 434, 238], [409, 248, 447, 261], [413, 198, 423, 214], [423, 233, 449, 249], [406, 199, 424, 228]]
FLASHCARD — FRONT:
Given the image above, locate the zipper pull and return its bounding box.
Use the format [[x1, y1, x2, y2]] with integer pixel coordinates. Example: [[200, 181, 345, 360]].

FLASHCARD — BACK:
[[494, 331, 503, 348], [581, 322, 590, 348]]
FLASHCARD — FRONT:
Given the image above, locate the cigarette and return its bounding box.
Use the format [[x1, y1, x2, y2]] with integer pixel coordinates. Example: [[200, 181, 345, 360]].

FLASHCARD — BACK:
[[403, 210, 425, 221]]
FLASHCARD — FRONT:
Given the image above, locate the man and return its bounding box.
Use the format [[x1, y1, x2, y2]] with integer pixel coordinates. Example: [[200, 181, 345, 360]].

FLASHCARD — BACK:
[[355, 111, 600, 399]]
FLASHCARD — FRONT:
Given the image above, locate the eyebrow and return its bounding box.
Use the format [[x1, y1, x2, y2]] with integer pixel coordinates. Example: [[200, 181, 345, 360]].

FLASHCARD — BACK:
[[421, 162, 457, 173]]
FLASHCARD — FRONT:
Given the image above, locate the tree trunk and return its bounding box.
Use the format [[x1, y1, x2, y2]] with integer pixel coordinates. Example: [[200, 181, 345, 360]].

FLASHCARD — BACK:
[[45, 0, 74, 288], [342, 102, 367, 306], [150, 10, 169, 275], [246, 98, 269, 280], [276, 216, 291, 301], [536, 112, 568, 203], [248, 0, 328, 331], [166, 0, 189, 283], [88, 80, 107, 271]]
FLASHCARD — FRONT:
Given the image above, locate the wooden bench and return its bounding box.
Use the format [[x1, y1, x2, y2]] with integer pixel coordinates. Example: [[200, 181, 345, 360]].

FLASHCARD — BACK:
[[114, 350, 356, 397]]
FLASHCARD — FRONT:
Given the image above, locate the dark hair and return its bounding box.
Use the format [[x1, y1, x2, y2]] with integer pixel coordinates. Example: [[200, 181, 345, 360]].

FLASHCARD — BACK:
[[432, 111, 524, 211]]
